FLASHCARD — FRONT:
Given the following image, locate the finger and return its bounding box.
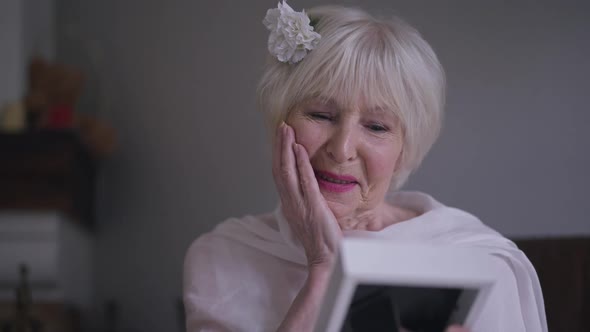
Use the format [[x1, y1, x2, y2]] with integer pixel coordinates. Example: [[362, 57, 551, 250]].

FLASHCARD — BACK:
[[272, 123, 296, 201], [293, 143, 322, 201], [281, 125, 301, 198], [271, 122, 285, 190]]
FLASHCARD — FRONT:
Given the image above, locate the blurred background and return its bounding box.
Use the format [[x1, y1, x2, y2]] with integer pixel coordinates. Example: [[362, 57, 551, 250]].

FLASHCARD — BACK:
[[0, 0, 588, 331]]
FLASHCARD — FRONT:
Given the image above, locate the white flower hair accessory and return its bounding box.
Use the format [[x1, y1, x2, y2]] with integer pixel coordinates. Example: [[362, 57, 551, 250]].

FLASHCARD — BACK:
[[263, 1, 321, 64]]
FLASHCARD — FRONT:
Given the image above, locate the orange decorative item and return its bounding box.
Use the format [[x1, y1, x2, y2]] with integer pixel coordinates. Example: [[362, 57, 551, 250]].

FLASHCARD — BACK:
[[23, 56, 116, 158], [25, 57, 84, 130]]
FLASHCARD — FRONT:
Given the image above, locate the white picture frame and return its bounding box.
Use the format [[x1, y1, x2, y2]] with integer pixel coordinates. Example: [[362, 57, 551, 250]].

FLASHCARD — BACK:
[[314, 238, 497, 332]]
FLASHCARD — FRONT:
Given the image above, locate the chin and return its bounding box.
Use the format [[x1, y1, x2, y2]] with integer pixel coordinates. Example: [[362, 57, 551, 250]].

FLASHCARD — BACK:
[[325, 200, 354, 221]]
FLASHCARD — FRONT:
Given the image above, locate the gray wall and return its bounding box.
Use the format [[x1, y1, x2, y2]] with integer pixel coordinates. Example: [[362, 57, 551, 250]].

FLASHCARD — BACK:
[[0, 0, 55, 106], [22, 0, 55, 62], [0, 0, 25, 106], [54, 1, 589, 331]]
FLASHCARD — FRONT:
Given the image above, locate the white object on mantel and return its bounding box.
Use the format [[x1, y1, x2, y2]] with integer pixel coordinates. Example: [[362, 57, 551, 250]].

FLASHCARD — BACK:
[[0, 211, 93, 309]]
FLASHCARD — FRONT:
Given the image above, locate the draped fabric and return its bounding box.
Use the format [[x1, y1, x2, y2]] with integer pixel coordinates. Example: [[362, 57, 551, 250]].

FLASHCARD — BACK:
[[183, 192, 547, 332]]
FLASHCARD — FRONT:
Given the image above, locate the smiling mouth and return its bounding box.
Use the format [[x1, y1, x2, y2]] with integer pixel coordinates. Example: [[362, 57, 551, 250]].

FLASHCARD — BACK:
[[314, 170, 358, 193], [317, 173, 354, 184], [314, 170, 358, 185]]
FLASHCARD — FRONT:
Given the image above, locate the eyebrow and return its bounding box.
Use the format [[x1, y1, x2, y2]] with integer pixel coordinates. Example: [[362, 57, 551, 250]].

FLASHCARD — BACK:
[[307, 97, 338, 108], [308, 98, 392, 116], [365, 106, 390, 115]]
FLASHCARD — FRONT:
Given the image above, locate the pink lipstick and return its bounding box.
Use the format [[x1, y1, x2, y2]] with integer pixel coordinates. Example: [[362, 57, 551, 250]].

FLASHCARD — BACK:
[[314, 170, 358, 193]]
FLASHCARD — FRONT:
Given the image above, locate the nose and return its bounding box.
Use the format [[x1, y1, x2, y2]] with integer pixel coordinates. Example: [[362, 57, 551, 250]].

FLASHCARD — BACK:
[[325, 123, 358, 163]]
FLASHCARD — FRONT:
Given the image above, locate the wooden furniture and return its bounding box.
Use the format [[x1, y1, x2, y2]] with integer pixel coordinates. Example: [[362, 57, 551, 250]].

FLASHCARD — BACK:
[[515, 237, 590, 332], [0, 131, 96, 227], [0, 130, 95, 330], [0, 302, 80, 332]]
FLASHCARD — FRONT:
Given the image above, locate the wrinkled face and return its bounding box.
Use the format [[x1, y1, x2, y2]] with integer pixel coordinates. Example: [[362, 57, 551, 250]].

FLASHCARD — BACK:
[[286, 98, 404, 221]]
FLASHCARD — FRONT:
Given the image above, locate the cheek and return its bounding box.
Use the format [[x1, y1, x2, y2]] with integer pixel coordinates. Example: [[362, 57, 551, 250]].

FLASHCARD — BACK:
[[366, 144, 402, 182], [291, 123, 325, 156]]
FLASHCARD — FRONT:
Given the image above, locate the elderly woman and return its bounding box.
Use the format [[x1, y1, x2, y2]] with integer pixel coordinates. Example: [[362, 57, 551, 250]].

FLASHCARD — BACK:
[[183, 3, 546, 332]]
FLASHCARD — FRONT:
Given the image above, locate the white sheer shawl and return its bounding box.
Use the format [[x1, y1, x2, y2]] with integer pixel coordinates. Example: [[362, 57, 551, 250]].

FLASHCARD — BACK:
[[183, 191, 547, 332]]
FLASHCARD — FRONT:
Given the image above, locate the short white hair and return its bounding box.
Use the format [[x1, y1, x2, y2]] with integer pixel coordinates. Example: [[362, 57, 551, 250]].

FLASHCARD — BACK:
[[257, 5, 445, 190]]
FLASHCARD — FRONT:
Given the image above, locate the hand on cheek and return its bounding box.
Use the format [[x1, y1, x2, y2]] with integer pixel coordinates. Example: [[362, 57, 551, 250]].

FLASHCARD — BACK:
[[271, 123, 342, 269]]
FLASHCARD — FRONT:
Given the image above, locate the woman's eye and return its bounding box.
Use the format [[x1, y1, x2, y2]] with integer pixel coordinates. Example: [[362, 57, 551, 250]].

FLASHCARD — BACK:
[[309, 113, 333, 121], [367, 123, 389, 133]]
